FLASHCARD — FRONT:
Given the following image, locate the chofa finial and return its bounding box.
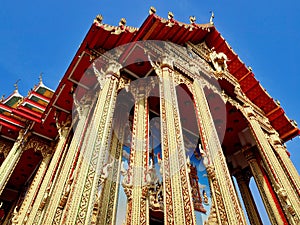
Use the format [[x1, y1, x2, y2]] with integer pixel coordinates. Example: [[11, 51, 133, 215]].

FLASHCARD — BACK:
[[119, 18, 126, 27], [190, 16, 196, 24], [209, 11, 214, 25], [95, 14, 103, 24], [0, 95, 5, 102], [168, 11, 174, 20], [14, 79, 20, 91], [39, 72, 43, 84], [149, 6, 156, 15]]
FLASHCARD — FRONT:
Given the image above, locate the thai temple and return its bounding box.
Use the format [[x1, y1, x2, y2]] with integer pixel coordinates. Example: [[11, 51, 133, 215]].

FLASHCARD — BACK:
[[0, 7, 300, 225]]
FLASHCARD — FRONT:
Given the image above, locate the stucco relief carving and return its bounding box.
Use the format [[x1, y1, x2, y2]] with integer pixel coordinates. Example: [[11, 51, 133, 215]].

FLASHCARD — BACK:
[[209, 50, 229, 73]]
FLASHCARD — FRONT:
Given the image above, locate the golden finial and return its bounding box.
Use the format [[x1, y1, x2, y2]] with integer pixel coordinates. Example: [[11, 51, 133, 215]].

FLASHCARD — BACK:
[[39, 72, 43, 84], [119, 18, 126, 27], [149, 6, 156, 15], [0, 95, 5, 102], [168, 12, 174, 20], [190, 16, 196, 24], [95, 14, 103, 24], [209, 11, 214, 25], [14, 79, 21, 91]]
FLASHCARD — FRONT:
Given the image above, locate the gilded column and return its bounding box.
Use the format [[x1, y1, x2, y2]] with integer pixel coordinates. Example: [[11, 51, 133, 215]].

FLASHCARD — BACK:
[[62, 61, 121, 224], [0, 128, 31, 195], [192, 79, 246, 224], [243, 148, 286, 225], [123, 80, 150, 225], [234, 168, 263, 225], [95, 100, 129, 225], [22, 121, 71, 225], [243, 105, 300, 224], [11, 136, 53, 225], [40, 94, 93, 225], [157, 59, 196, 225], [269, 133, 300, 196]]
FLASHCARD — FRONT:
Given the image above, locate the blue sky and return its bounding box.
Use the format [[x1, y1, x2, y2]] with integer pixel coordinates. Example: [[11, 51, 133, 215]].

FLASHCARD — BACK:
[[0, 0, 299, 223]]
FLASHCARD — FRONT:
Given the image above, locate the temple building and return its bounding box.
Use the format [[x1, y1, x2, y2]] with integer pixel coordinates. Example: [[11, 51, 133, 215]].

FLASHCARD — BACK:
[[0, 8, 300, 225]]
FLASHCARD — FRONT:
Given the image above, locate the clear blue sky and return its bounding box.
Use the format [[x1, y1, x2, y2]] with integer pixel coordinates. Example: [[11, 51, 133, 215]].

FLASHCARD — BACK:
[[0, 1, 299, 223]]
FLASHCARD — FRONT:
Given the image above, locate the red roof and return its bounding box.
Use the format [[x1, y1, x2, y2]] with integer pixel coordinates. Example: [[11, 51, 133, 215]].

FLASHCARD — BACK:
[[1, 11, 298, 142]]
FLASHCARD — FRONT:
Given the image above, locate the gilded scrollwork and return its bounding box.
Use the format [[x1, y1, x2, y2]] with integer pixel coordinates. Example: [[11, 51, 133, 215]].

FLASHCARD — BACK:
[[24, 136, 52, 158]]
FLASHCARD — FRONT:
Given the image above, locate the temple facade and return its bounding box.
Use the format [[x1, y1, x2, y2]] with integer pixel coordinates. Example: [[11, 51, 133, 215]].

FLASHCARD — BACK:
[[0, 8, 299, 225]]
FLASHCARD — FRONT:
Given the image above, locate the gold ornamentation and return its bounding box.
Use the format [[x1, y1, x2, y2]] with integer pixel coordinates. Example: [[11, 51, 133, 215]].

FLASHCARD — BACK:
[[149, 6, 156, 15], [158, 65, 196, 224], [24, 136, 52, 158], [209, 50, 228, 73], [209, 11, 215, 25], [0, 139, 13, 158], [94, 14, 103, 25], [242, 105, 300, 223]]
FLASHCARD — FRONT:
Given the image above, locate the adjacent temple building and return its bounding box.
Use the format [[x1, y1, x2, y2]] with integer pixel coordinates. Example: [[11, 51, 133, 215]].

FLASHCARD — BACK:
[[0, 8, 300, 225]]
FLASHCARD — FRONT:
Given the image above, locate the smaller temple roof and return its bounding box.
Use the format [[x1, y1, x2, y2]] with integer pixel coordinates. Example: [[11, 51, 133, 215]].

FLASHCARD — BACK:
[[0, 76, 54, 140]]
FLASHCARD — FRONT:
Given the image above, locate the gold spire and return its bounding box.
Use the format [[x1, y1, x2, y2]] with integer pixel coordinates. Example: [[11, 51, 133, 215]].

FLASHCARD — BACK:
[[209, 11, 214, 25], [14, 79, 20, 92], [39, 72, 43, 84]]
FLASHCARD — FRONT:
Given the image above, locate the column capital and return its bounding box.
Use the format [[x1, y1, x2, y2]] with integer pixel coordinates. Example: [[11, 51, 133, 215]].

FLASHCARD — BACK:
[[56, 115, 71, 138], [233, 167, 252, 184], [242, 147, 256, 162], [160, 55, 174, 69], [16, 128, 31, 146], [243, 105, 257, 121], [148, 54, 174, 76], [73, 91, 94, 119], [129, 77, 155, 100], [105, 61, 122, 79], [93, 61, 122, 89]]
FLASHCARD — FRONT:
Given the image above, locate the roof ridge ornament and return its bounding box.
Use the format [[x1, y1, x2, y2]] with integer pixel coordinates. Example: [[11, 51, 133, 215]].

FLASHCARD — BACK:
[[39, 72, 43, 84], [0, 95, 4, 103], [149, 6, 156, 15], [189, 16, 196, 24], [14, 79, 20, 92], [119, 18, 126, 27], [94, 14, 103, 25], [209, 11, 214, 25], [168, 11, 174, 20]]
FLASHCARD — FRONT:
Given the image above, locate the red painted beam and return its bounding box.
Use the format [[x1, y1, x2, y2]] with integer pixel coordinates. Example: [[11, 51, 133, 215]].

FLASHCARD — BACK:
[[0, 103, 12, 113], [0, 114, 24, 128], [12, 109, 41, 123], [0, 120, 20, 131], [18, 106, 43, 118]]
